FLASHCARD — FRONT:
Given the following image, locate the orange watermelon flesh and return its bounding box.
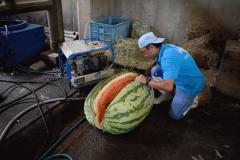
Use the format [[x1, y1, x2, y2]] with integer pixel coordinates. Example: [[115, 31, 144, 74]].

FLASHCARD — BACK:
[[96, 75, 137, 123]]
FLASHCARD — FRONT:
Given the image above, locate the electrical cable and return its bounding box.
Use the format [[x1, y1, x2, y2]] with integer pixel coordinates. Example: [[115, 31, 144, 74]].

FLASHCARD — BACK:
[[0, 81, 46, 108], [0, 97, 50, 113], [0, 78, 61, 85], [0, 77, 69, 152], [43, 153, 74, 160], [0, 97, 85, 145], [84, 20, 93, 40], [0, 84, 18, 96], [0, 82, 68, 113], [39, 114, 86, 160], [0, 79, 69, 153], [4, 25, 8, 40], [3, 85, 20, 95], [6, 97, 61, 160], [31, 80, 68, 160], [0, 81, 50, 136], [16, 64, 61, 74], [2, 97, 37, 105], [0, 78, 64, 110], [0, 97, 51, 160], [0, 94, 39, 112], [3, 24, 9, 64], [14, 64, 62, 76], [23, 100, 57, 160], [0, 78, 69, 159]]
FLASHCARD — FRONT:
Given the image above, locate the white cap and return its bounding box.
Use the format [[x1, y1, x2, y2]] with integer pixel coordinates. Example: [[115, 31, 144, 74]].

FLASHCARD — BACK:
[[138, 32, 165, 49]]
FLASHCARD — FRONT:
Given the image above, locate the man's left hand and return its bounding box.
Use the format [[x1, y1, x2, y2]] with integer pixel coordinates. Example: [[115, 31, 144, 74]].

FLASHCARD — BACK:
[[135, 74, 147, 84]]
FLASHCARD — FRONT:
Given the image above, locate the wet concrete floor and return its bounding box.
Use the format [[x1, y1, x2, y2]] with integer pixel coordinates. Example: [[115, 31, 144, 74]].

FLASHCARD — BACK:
[[54, 91, 240, 160]]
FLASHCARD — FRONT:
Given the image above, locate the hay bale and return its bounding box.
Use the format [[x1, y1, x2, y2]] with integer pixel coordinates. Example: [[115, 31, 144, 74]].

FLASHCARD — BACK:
[[131, 20, 158, 39], [198, 69, 218, 105], [114, 38, 153, 70], [186, 16, 212, 40], [202, 69, 218, 88], [198, 86, 212, 106], [183, 44, 220, 69], [184, 33, 212, 48]]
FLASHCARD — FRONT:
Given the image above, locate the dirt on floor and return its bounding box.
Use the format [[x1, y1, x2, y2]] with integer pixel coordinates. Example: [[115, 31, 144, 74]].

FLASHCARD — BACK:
[[53, 90, 240, 160]]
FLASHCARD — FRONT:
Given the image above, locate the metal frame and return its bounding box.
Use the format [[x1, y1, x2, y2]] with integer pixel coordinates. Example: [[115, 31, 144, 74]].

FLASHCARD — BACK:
[[0, 0, 64, 52]]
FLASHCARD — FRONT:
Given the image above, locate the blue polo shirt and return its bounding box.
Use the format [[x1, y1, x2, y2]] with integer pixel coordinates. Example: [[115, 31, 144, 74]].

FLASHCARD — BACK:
[[156, 43, 204, 96]]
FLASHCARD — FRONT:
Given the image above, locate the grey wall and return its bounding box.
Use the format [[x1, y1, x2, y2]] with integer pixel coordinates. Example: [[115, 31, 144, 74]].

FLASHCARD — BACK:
[[109, 0, 240, 45], [78, 0, 109, 36], [207, 0, 240, 32], [62, 0, 78, 31], [110, 0, 190, 44], [14, 0, 240, 44]]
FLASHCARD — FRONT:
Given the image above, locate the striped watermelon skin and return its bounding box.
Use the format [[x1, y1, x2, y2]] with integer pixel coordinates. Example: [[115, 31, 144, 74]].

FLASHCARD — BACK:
[[84, 72, 129, 127], [84, 72, 154, 134]]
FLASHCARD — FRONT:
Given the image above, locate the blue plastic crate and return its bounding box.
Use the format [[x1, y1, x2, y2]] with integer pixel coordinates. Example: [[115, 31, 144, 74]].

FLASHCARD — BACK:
[[90, 16, 130, 45]]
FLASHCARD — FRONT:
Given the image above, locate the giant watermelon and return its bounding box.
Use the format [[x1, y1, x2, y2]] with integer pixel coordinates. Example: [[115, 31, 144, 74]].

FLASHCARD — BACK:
[[84, 72, 154, 134]]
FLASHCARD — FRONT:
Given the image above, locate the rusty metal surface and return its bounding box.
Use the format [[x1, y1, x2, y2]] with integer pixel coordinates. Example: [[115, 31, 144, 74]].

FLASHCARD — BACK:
[[54, 93, 240, 160]]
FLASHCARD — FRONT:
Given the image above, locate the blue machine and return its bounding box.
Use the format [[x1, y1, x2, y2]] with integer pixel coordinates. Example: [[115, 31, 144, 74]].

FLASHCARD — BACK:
[[58, 40, 115, 88], [0, 20, 45, 65]]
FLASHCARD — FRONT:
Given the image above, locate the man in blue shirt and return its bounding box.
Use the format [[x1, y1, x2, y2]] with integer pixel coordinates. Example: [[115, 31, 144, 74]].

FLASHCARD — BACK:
[[136, 32, 205, 120]]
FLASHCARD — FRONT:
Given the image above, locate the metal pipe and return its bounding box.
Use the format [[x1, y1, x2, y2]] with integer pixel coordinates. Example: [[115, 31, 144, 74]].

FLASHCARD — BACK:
[[0, 0, 52, 14], [47, 0, 64, 52], [45, 27, 78, 39], [0, 0, 64, 52]]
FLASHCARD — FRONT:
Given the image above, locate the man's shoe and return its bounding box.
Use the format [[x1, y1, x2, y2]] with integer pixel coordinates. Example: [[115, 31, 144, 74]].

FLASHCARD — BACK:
[[154, 95, 167, 104], [190, 95, 199, 109], [154, 92, 172, 105], [182, 95, 199, 116]]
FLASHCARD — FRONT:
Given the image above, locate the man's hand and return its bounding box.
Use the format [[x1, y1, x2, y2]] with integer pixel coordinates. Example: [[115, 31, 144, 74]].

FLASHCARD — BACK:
[[136, 75, 174, 92], [149, 78, 174, 92], [135, 74, 147, 84]]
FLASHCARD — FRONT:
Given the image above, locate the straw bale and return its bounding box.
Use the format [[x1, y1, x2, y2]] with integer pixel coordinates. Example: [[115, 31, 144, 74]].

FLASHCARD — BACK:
[[198, 86, 212, 106], [184, 33, 212, 48], [183, 45, 219, 69], [114, 38, 152, 70], [198, 69, 218, 105], [201, 69, 218, 88], [131, 20, 158, 39], [186, 16, 212, 40]]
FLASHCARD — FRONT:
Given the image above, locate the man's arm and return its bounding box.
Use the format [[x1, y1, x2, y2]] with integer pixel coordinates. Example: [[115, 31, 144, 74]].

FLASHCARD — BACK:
[[149, 78, 174, 92], [135, 75, 174, 92]]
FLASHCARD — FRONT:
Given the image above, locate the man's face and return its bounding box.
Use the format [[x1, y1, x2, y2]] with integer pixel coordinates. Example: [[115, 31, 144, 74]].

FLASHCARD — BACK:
[[140, 44, 159, 58]]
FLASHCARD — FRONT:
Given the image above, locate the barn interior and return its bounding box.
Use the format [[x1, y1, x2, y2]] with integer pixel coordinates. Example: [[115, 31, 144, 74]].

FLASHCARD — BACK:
[[0, 0, 240, 160]]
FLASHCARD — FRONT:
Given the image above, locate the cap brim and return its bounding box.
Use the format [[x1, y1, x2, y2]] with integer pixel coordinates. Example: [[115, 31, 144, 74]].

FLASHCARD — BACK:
[[152, 38, 165, 44]]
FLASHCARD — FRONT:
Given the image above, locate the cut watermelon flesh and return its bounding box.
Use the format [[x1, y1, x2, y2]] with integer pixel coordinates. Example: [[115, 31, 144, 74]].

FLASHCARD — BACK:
[[96, 75, 137, 123]]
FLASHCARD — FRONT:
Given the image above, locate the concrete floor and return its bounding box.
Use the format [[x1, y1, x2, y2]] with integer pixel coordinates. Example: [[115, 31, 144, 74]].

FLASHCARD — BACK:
[[53, 91, 240, 160], [1, 67, 240, 160]]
